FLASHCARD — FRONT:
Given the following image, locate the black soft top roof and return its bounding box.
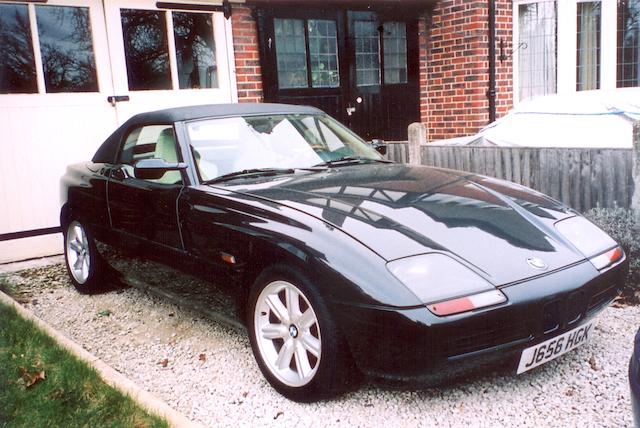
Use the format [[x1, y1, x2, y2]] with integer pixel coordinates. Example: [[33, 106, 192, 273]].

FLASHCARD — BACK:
[[92, 103, 323, 163]]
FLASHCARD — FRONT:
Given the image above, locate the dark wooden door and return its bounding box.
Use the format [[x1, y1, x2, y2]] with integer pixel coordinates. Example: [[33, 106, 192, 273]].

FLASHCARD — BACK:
[[346, 12, 420, 140], [258, 10, 346, 129], [345, 11, 383, 140], [257, 8, 419, 141]]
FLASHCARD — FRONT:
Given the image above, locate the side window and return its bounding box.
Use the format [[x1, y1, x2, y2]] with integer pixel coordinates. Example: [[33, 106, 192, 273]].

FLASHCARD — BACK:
[[118, 124, 182, 185]]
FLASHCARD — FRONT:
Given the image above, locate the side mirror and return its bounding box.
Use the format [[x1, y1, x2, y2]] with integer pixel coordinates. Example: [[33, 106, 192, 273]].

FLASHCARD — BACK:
[[134, 158, 187, 180], [371, 139, 387, 156]]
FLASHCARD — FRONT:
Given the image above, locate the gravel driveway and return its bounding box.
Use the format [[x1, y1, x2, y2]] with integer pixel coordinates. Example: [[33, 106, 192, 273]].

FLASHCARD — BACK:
[[3, 263, 637, 427]]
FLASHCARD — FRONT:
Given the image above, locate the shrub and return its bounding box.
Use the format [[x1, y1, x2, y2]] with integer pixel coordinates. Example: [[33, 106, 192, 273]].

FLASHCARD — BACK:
[[585, 207, 640, 303]]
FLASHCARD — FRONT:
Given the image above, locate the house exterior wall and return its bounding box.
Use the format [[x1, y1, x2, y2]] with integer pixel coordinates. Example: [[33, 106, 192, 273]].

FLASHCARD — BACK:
[[232, 5, 264, 102], [421, 0, 513, 141], [235, 1, 519, 140]]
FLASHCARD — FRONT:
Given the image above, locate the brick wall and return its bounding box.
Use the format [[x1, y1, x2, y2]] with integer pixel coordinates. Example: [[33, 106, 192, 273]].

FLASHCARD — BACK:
[[421, 0, 513, 141], [494, 0, 513, 119], [231, 6, 263, 103]]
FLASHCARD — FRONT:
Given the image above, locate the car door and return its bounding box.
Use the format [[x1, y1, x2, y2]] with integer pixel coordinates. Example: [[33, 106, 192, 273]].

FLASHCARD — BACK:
[[104, 121, 240, 319], [106, 123, 185, 272]]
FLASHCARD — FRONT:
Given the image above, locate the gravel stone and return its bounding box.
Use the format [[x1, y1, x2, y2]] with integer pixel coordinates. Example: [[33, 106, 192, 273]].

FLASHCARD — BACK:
[[3, 263, 637, 427]]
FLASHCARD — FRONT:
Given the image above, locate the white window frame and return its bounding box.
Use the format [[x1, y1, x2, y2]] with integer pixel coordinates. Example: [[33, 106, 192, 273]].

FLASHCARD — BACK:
[[575, 0, 617, 91], [512, 0, 559, 103], [513, 0, 618, 104], [0, 0, 113, 101]]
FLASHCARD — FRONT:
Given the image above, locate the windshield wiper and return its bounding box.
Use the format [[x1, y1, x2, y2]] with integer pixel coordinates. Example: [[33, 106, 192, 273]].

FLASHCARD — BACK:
[[312, 157, 392, 168], [201, 168, 295, 185]]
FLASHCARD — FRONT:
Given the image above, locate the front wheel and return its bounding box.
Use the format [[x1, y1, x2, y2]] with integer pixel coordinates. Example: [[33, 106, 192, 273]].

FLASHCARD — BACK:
[[63, 220, 103, 293], [247, 266, 352, 401]]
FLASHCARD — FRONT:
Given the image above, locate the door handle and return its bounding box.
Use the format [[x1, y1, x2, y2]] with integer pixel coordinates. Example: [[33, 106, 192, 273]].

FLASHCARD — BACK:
[[346, 107, 356, 116], [107, 95, 130, 106]]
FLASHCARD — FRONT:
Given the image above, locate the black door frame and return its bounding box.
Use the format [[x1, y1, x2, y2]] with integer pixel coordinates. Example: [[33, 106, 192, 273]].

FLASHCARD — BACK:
[[256, 8, 348, 125], [254, 5, 421, 141]]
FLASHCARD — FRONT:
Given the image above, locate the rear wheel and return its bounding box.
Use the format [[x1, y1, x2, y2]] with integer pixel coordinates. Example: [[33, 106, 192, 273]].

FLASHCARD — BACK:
[[247, 266, 351, 401], [63, 220, 103, 293]]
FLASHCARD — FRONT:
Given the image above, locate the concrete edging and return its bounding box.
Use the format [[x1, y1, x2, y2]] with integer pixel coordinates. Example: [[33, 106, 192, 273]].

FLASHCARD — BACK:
[[0, 289, 202, 428]]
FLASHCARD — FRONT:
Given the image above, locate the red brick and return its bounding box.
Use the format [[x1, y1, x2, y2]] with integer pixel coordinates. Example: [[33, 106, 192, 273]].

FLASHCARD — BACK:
[[420, 0, 513, 140], [231, 5, 264, 102]]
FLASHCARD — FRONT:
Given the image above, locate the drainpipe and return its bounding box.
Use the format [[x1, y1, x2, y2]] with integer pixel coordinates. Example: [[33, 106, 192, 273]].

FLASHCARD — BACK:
[[488, 0, 497, 123]]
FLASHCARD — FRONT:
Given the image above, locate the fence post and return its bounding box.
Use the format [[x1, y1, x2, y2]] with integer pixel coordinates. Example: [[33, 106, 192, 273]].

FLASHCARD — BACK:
[[633, 121, 640, 215], [408, 122, 427, 165]]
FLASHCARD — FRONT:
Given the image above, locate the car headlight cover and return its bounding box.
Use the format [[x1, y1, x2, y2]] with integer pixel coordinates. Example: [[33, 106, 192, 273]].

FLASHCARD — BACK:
[[387, 254, 506, 316], [589, 246, 623, 270], [555, 216, 622, 270]]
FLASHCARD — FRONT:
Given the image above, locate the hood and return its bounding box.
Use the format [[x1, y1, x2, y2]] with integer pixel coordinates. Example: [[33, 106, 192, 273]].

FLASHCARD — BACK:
[[219, 164, 585, 286]]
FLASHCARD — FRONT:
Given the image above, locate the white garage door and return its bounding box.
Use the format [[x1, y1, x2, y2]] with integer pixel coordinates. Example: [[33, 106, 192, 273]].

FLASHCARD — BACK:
[[0, 0, 237, 263]]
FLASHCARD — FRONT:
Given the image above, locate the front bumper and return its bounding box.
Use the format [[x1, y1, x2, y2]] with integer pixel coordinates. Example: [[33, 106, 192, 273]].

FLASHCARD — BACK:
[[335, 258, 627, 383]]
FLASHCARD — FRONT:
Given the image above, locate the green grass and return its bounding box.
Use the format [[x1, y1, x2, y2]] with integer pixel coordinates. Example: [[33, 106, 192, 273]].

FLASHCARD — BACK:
[[0, 300, 169, 428], [0, 277, 16, 296]]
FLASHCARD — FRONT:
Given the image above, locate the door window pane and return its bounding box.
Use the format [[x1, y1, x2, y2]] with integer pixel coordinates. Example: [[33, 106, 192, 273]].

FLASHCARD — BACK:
[[173, 12, 218, 89], [617, 0, 640, 87], [355, 20, 380, 87], [0, 4, 37, 94], [121, 9, 171, 91], [274, 18, 308, 88], [518, 2, 557, 101], [577, 2, 601, 91], [36, 6, 98, 93], [119, 125, 181, 184], [383, 22, 407, 84], [308, 20, 339, 88]]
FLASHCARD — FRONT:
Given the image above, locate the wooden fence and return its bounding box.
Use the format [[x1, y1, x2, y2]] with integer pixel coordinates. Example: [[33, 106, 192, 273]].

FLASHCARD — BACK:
[[384, 142, 635, 213]]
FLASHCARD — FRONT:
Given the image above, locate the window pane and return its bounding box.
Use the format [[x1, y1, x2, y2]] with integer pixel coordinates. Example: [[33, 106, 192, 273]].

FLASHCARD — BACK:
[[577, 2, 601, 91], [617, 0, 640, 87], [274, 18, 308, 88], [518, 2, 557, 101], [36, 6, 98, 93], [121, 9, 171, 91], [309, 20, 339, 88], [355, 20, 380, 86], [119, 125, 181, 184], [173, 12, 218, 89], [0, 4, 37, 94], [383, 22, 407, 84]]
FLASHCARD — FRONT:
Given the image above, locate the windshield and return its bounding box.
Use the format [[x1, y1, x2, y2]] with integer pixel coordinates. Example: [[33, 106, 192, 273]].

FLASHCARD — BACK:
[[186, 113, 381, 181]]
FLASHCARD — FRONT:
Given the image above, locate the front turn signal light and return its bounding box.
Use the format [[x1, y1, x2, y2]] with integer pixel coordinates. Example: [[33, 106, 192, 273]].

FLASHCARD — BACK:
[[590, 246, 623, 271], [427, 289, 507, 317]]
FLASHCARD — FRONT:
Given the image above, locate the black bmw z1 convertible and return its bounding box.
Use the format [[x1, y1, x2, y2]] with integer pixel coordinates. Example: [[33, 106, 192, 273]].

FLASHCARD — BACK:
[[60, 103, 627, 401]]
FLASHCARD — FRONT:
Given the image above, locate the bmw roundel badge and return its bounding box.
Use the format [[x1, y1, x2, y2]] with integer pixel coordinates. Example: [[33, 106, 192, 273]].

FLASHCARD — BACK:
[[527, 257, 548, 271]]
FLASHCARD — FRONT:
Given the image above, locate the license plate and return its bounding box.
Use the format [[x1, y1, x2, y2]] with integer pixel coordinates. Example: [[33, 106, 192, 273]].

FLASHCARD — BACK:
[[517, 319, 596, 374]]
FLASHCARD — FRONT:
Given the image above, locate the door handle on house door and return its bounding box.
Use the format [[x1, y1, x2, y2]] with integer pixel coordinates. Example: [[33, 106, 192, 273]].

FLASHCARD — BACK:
[[107, 95, 130, 106], [346, 107, 356, 116]]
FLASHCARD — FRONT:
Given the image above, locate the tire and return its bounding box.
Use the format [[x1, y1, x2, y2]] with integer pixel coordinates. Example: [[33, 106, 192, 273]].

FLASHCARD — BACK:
[[63, 219, 104, 293], [247, 265, 352, 402]]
